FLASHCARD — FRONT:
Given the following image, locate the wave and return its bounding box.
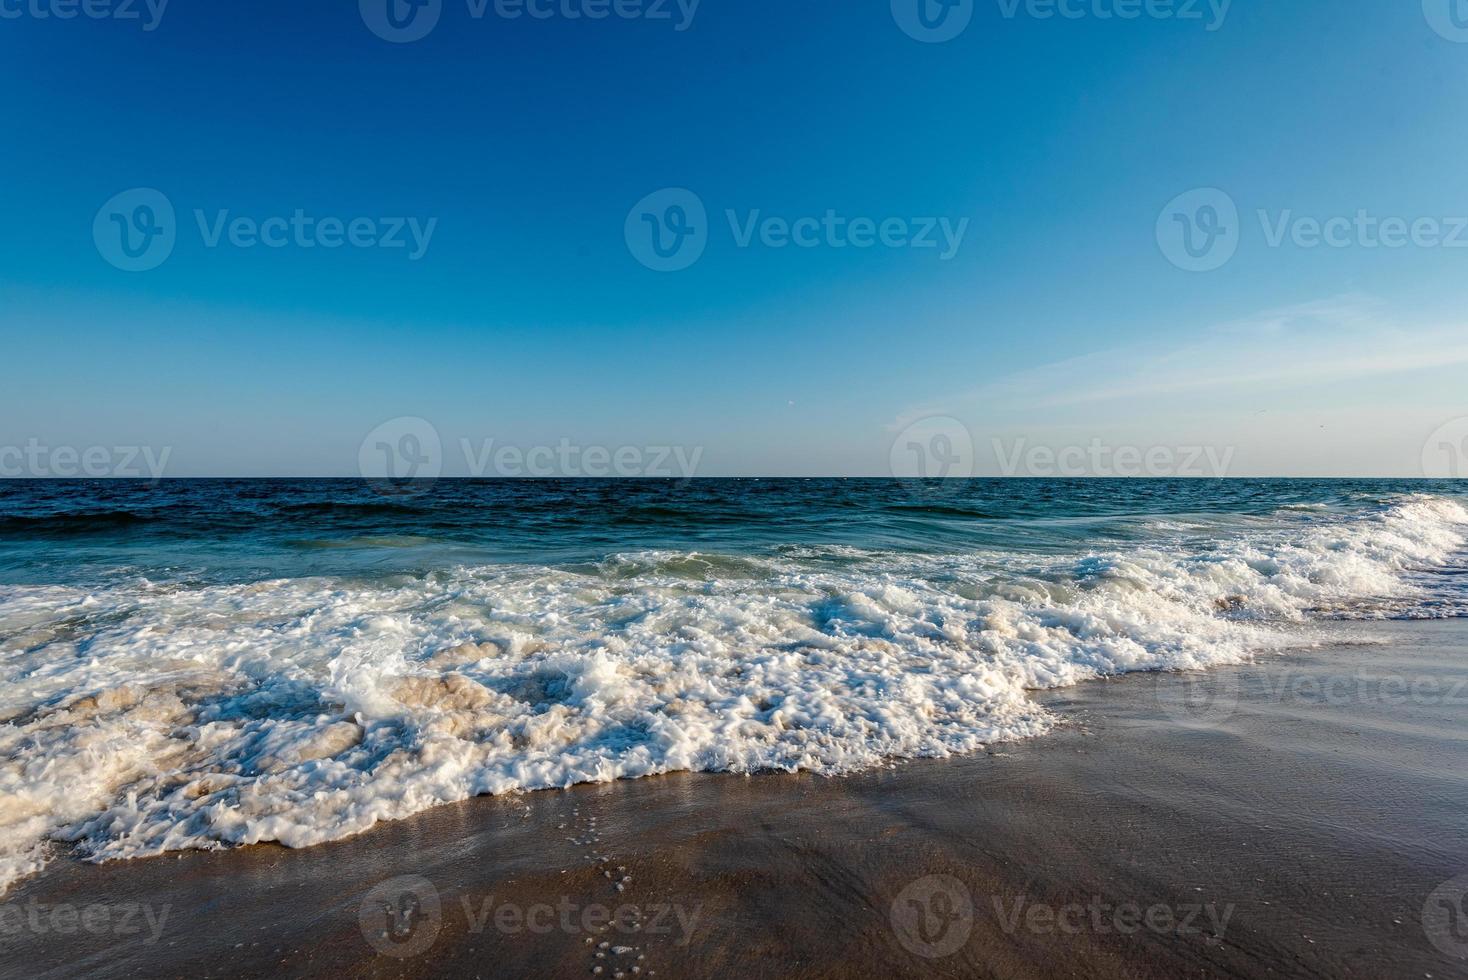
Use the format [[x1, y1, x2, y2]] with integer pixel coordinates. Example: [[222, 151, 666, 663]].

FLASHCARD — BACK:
[[285, 535, 444, 550], [274, 499, 428, 517], [0, 510, 152, 534], [881, 502, 1003, 519], [0, 493, 1464, 894]]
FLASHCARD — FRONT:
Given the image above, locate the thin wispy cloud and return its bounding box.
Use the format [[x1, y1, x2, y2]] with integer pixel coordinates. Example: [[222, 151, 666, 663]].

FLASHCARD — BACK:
[[892, 297, 1468, 428]]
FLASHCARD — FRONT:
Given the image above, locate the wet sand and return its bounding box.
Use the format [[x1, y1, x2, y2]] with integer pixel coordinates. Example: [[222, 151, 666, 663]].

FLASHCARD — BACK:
[[4, 618, 1467, 979]]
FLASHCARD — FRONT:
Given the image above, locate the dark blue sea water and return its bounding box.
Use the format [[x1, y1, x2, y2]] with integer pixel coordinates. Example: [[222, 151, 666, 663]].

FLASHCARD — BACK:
[[3, 478, 1465, 585], [1, 478, 1466, 893]]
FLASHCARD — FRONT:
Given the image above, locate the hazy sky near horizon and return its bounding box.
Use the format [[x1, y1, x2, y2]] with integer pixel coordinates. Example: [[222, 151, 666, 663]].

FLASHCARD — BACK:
[[2, 0, 1466, 477]]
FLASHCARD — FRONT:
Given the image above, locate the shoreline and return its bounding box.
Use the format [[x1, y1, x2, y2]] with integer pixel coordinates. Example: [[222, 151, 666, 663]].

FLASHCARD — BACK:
[[4, 618, 1467, 978]]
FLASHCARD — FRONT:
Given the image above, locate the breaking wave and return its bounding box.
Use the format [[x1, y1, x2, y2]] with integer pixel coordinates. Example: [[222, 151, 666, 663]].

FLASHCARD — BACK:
[[0, 493, 1464, 893]]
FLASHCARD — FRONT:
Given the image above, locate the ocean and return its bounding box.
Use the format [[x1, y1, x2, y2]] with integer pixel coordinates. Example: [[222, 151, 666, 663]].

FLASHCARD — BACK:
[[1, 478, 1465, 895]]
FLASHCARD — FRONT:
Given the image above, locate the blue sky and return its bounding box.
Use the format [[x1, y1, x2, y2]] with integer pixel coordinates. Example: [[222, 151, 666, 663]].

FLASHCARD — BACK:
[[2, 0, 1466, 477]]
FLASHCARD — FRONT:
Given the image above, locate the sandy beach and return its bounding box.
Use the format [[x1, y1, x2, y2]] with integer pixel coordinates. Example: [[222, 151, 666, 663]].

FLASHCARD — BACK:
[[3, 616, 1465, 979]]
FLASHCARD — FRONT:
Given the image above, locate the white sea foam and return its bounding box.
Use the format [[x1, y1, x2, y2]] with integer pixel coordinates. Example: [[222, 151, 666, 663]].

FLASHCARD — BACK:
[[0, 494, 1464, 893]]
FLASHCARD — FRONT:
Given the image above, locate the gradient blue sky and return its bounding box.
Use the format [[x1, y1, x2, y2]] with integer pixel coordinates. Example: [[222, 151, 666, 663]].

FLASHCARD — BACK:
[[2, 0, 1466, 476]]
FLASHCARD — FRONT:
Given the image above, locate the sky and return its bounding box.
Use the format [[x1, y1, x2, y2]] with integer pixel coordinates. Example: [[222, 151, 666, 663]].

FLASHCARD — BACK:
[[1, 0, 1466, 478]]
